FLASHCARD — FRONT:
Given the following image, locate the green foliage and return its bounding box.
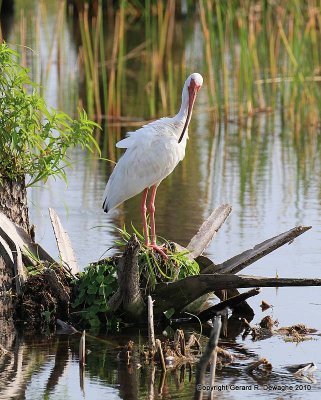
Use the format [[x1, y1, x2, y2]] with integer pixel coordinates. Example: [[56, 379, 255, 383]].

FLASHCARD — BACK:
[[72, 226, 199, 327], [72, 261, 118, 328], [0, 43, 100, 186], [116, 224, 200, 291]]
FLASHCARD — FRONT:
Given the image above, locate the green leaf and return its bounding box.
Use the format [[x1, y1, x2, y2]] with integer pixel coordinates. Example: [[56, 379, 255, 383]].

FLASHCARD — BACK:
[[96, 274, 104, 284], [164, 308, 175, 319], [0, 43, 101, 185], [87, 286, 98, 295]]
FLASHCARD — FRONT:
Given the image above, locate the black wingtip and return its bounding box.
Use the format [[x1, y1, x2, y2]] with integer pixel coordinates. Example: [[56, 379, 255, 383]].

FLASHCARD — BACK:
[[102, 199, 109, 213]]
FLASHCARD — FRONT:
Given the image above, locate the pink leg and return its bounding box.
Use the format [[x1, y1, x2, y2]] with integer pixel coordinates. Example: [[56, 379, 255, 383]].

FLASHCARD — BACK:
[[141, 188, 149, 245], [149, 185, 168, 259]]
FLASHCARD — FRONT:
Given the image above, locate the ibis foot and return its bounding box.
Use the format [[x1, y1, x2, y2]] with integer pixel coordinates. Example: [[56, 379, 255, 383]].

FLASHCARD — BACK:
[[148, 243, 168, 260]]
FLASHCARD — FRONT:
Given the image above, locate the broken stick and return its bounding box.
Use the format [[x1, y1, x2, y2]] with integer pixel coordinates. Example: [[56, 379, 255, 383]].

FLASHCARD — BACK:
[[203, 226, 311, 275], [197, 288, 261, 322], [187, 204, 232, 259]]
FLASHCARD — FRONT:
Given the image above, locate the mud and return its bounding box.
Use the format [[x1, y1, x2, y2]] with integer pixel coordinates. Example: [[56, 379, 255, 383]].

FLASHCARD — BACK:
[[14, 263, 72, 331]]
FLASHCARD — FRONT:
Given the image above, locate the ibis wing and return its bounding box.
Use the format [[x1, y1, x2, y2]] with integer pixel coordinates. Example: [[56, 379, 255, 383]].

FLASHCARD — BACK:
[[116, 133, 136, 149], [103, 134, 181, 212]]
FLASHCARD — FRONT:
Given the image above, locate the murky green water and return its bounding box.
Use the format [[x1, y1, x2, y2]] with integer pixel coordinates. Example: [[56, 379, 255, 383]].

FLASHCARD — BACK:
[[1, 1, 321, 399]]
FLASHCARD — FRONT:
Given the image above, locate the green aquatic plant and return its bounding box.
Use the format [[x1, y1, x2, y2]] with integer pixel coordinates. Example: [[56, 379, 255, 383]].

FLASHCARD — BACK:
[[72, 224, 199, 327], [72, 260, 118, 328]]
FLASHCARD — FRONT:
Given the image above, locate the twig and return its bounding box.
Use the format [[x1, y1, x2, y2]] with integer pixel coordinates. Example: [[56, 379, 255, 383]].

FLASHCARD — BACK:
[[148, 295, 156, 351], [156, 339, 166, 372], [197, 288, 261, 322]]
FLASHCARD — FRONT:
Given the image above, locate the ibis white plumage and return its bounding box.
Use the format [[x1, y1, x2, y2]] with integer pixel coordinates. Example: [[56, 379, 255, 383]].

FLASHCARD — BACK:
[[103, 73, 203, 257]]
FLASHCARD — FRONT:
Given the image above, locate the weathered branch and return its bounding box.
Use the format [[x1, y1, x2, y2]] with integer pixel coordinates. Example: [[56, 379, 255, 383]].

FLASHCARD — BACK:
[[49, 208, 79, 275], [203, 226, 311, 274], [0, 225, 25, 294], [0, 211, 56, 267], [154, 274, 321, 314], [197, 288, 261, 322], [186, 204, 232, 259]]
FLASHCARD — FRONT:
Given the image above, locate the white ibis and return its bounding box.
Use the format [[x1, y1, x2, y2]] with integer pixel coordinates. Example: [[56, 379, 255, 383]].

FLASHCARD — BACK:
[[103, 73, 203, 257]]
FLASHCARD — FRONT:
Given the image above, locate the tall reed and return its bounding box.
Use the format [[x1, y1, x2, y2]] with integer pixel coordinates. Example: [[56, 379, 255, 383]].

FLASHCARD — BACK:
[[6, 0, 321, 136]]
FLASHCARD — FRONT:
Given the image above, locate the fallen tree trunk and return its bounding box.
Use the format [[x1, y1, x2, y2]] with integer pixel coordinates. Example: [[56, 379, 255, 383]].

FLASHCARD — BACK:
[[154, 274, 321, 314]]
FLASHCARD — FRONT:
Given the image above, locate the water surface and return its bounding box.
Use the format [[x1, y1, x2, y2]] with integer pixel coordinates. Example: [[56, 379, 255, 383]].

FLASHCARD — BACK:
[[1, 1, 321, 398]]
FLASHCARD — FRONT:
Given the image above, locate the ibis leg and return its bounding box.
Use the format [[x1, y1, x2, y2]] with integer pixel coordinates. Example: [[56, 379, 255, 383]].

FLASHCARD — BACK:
[[141, 188, 149, 245], [149, 185, 159, 246], [149, 185, 167, 259]]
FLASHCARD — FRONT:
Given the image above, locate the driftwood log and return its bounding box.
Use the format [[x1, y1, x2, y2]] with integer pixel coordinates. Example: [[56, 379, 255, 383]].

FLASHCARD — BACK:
[[154, 274, 321, 314], [103, 205, 316, 321]]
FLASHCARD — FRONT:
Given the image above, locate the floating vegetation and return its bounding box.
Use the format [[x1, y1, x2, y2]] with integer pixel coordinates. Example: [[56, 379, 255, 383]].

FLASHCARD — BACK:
[[243, 316, 319, 343]]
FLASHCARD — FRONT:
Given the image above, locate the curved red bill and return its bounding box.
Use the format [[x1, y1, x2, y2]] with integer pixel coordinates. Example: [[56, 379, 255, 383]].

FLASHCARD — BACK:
[[178, 79, 201, 143]]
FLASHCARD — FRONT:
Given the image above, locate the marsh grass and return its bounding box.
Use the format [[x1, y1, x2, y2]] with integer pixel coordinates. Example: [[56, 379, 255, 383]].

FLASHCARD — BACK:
[[115, 224, 200, 291], [200, 0, 321, 129], [4, 1, 321, 135]]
